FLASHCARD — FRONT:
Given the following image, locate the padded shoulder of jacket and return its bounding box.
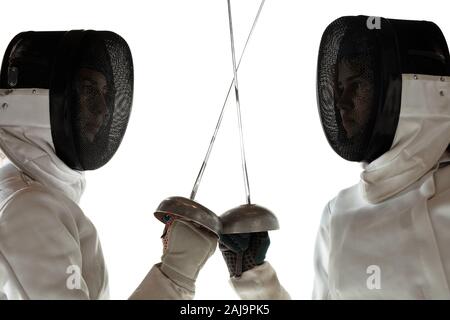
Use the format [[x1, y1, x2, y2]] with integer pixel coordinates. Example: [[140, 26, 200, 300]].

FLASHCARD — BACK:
[[0, 184, 99, 299]]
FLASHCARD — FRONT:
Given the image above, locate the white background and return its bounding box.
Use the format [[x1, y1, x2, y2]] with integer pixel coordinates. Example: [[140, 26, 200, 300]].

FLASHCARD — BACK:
[[1, 0, 450, 299]]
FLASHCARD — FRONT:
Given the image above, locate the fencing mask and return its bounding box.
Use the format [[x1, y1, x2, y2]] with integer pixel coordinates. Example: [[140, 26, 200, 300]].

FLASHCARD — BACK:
[[0, 30, 133, 170], [317, 16, 450, 162]]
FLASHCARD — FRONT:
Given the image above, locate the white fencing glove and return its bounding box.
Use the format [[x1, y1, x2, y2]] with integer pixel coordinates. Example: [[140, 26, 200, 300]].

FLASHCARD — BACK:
[[159, 214, 217, 292]]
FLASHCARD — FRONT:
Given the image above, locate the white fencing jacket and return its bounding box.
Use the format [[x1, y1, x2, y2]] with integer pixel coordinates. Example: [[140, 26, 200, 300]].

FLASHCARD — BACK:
[[0, 89, 288, 300], [0, 89, 109, 299], [313, 74, 450, 299]]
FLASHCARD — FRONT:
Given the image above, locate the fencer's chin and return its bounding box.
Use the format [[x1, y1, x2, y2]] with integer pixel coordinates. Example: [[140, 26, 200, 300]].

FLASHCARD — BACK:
[[344, 129, 356, 140], [83, 132, 96, 143], [341, 120, 357, 139]]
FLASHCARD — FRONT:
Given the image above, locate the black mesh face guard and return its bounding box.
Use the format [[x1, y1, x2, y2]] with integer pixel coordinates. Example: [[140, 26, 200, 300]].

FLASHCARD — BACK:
[[67, 31, 133, 170], [317, 17, 380, 161], [317, 16, 450, 163]]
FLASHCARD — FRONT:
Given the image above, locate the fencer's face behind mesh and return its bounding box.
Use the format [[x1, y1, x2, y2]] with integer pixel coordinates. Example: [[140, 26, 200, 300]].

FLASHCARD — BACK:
[[70, 33, 116, 169], [76, 68, 112, 143], [336, 57, 375, 139], [317, 17, 380, 161], [68, 31, 133, 170]]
